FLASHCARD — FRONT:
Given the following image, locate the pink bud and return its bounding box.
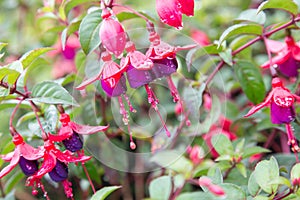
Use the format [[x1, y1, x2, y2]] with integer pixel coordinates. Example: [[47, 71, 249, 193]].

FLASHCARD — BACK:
[[198, 177, 212, 187], [178, 0, 194, 16], [100, 18, 126, 57], [156, 0, 183, 29], [208, 184, 225, 196]]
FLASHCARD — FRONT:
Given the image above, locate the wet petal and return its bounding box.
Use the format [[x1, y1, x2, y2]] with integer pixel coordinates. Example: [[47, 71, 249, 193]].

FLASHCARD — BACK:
[[75, 71, 102, 90], [147, 41, 176, 59], [270, 102, 295, 124], [100, 18, 126, 57], [32, 152, 56, 179], [261, 51, 290, 69], [178, 0, 194, 16], [156, 0, 183, 29], [0, 152, 14, 162], [70, 122, 109, 135], [62, 133, 83, 152], [278, 56, 300, 77], [48, 126, 74, 142], [19, 156, 38, 176], [49, 160, 68, 182], [20, 143, 44, 160], [292, 45, 300, 61], [126, 64, 156, 88], [265, 38, 286, 53], [55, 150, 91, 163], [128, 51, 153, 70], [151, 57, 178, 78], [0, 150, 20, 178]]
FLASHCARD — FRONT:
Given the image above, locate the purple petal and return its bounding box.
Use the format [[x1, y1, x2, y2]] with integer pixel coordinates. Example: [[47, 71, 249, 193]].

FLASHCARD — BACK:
[[19, 156, 38, 176], [270, 102, 295, 124], [126, 64, 155, 88], [278, 57, 300, 77], [49, 160, 68, 182], [151, 58, 178, 79], [101, 75, 127, 97], [62, 132, 83, 152]]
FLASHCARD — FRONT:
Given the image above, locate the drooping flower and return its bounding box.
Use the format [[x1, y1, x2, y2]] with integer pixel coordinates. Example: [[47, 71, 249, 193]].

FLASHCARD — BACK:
[[100, 9, 126, 57], [76, 52, 127, 97], [261, 36, 300, 77], [191, 29, 210, 46], [156, 0, 195, 29], [48, 35, 80, 78], [245, 77, 300, 152], [0, 134, 44, 178], [203, 116, 237, 158], [49, 113, 109, 152], [26, 140, 91, 199], [198, 177, 225, 197]]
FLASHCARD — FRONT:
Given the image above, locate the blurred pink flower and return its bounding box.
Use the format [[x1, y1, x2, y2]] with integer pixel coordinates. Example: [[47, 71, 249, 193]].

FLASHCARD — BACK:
[[49, 35, 80, 78], [191, 29, 210, 46], [187, 145, 204, 165]]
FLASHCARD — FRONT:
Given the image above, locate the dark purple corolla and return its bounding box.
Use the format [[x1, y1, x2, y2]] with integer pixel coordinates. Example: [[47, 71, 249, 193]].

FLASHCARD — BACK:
[[245, 77, 300, 152], [48, 160, 68, 182]]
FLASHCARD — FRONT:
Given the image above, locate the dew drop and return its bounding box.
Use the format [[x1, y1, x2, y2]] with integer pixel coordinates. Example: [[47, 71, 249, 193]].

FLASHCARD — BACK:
[[130, 142, 136, 150]]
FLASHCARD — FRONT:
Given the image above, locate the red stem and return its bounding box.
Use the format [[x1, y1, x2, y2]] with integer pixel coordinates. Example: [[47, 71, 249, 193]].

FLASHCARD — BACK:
[[205, 16, 300, 86]]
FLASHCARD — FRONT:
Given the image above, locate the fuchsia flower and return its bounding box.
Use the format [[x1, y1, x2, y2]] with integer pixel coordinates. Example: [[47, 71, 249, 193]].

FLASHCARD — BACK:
[[261, 36, 300, 77], [245, 77, 300, 152], [203, 116, 237, 158], [198, 177, 225, 197], [156, 0, 194, 29], [100, 9, 126, 57], [191, 29, 210, 46], [76, 52, 127, 97], [26, 140, 91, 199], [49, 113, 109, 152], [48, 35, 80, 78], [0, 134, 43, 178]]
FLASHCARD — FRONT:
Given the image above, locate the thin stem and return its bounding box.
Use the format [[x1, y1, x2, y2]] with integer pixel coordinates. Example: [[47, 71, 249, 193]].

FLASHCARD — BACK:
[[263, 35, 277, 77], [0, 180, 5, 198], [273, 188, 294, 200], [112, 3, 153, 25], [29, 101, 47, 140], [9, 99, 24, 136], [205, 16, 300, 86], [81, 163, 96, 194]]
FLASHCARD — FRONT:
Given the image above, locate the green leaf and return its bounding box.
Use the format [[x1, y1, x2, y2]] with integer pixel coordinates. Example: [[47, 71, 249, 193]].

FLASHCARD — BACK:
[[258, 0, 298, 16], [218, 24, 263, 46], [79, 10, 102, 55], [0, 43, 8, 51], [268, 176, 291, 187], [150, 150, 193, 177], [4, 170, 25, 193], [248, 171, 261, 196], [30, 81, 78, 106], [64, 0, 99, 17], [211, 134, 234, 156], [176, 192, 215, 200], [117, 11, 155, 22], [234, 60, 266, 104], [90, 186, 121, 200], [254, 156, 279, 194], [235, 9, 266, 24], [236, 163, 247, 178], [219, 49, 233, 66], [242, 146, 270, 158], [220, 183, 246, 200], [0, 64, 21, 85], [149, 176, 172, 200], [291, 163, 300, 181], [20, 47, 53, 69]]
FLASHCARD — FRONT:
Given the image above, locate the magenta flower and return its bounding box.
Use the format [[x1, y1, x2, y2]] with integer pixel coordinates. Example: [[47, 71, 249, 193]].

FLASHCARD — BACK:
[[124, 41, 154, 88], [156, 0, 194, 29], [48, 35, 80, 78], [261, 36, 300, 77], [76, 52, 127, 97], [186, 145, 204, 165], [100, 9, 126, 57], [244, 77, 298, 124], [245, 77, 300, 152], [0, 134, 43, 178], [26, 140, 91, 198], [49, 113, 109, 152]]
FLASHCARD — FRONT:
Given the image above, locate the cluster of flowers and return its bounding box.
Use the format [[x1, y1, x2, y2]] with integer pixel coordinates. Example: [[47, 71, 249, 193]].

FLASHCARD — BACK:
[[245, 35, 300, 153], [0, 114, 108, 199], [76, 6, 196, 149]]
